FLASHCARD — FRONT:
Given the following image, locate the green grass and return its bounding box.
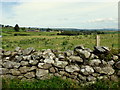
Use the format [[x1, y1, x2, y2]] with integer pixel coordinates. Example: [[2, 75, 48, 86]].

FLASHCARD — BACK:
[[2, 32, 119, 51], [2, 31, 58, 36], [82, 79, 120, 90], [2, 77, 79, 88], [2, 77, 120, 89]]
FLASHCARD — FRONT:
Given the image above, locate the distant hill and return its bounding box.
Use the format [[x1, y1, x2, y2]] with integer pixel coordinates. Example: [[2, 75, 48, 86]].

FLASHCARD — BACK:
[[40, 28, 118, 31]]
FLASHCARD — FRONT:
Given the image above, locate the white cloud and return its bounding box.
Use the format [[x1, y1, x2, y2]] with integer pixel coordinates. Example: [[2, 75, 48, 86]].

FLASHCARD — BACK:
[[1, 0, 119, 2], [2, 2, 118, 29], [87, 18, 117, 23]]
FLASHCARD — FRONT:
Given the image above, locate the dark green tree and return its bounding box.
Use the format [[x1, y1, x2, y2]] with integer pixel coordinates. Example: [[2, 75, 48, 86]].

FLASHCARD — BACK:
[[14, 24, 19, 32], [21, 27, 25, 31]]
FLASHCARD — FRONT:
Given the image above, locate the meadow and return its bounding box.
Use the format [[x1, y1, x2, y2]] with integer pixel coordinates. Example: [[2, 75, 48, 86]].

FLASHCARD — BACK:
[[2, 31, 119, 51]]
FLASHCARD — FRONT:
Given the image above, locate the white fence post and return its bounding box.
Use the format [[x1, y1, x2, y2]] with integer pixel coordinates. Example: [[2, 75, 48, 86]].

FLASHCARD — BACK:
[[96, 35, 100, 47]]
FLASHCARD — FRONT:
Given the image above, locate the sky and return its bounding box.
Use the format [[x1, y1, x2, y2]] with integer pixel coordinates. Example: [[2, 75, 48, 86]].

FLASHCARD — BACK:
[[0, 0, 119, 29]]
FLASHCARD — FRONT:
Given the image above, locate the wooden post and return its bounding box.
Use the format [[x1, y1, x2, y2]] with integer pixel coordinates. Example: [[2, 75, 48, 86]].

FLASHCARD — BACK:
[[96, 35, 100, 47]]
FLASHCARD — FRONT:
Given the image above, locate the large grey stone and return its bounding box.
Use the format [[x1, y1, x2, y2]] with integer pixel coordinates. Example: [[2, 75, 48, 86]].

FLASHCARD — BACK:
[[102, 66, 115, 75], [53, 60, 68, 68], [44, 58, 54, 64], [59, 71, 65, 75], [74, 45, 85, 50], [117, 70, 120, 76], [29, 66, 37, 71], [23, 55, 31, 60], [20, 61, 29, 66], [76, 49, 91, 58], [23, 47, 35, 55], [31, 55, 40, 60], [2, 74, 16, 79], [15, 47, 21, 52], [101, 60, 107, 65], [69, 56, 83, 63], [42, 50, 56, 60], [65, 65, 80, 73], [94, 46, 110, 53], [36, 69, 49, 79], [115, 61, 120, 69], [17, 76, 24, 79], [5, 57, 10, 60], [29, 60, 38, 65], [89, 59, 101, 66], [102, 46, 110, 51], [0, 60, 2, 66], [78, 74, 87, 82], [107, 60, 115, 66], [4, 51, 11, 56], [80, 65, 94, 75], [43, 49, 52, 54], [13, 62, 20, 68], [15, 55, 23, 62], [87, 76, 96, 82], [94, 67, 102, 73], [3, 61, 13, 69], [110, 75, 118, 82], [94, 66, 115, 75], [89, 54, 95, 59], [38, 63, 44, 68], [85, 48, 93, 53], [10, 69, 21, 76], [64, 50, 73, 57], [49, 67, 56, 73], [24, 72, 35, 79], [58, 54, 65, 60], [11, 52, 18, 57], [54, 73, 61, 77], [69, 74, 77, 79], [38, 63, 52, 69], [19, 66, 30, 73], [1, 68, 9, 75], [112, 55, 118, 60]]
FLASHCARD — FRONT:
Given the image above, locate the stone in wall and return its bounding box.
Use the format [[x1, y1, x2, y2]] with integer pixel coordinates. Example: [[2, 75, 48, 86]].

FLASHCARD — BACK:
[[69, 56, 83, 63], [19, 66, 30, 73], [65, 65, 80, 73], [53, 59, 68, 68], [24, 72, 35, 79], [115, 61, 120, 69], [80, 65, 94, 75], [36, 69, 49, 80]]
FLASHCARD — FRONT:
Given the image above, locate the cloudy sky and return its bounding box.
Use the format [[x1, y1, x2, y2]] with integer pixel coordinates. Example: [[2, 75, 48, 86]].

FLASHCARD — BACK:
[[0, 0, 119, 29]]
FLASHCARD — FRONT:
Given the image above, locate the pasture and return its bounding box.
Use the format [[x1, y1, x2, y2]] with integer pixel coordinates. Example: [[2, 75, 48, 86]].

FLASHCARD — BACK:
[[2, 31, 119, 51]]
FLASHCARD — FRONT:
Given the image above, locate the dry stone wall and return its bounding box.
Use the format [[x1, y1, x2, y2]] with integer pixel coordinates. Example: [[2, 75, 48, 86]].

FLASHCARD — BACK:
[[0, 46, 120, 85]]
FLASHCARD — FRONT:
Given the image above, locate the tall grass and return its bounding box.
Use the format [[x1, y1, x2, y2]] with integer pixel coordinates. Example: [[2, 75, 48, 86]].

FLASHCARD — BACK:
[[2, 77, 120, 89]]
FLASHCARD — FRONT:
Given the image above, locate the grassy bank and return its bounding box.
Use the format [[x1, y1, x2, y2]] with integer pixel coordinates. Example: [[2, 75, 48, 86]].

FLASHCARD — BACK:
[[2, 77, 120, 89]]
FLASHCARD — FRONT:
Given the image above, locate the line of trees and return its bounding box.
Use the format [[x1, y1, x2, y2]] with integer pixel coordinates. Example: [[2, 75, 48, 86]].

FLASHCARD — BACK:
[[57, 30, 105, 36]]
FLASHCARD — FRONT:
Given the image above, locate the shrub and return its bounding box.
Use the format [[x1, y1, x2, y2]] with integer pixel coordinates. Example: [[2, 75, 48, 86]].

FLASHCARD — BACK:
[[61, 40, 68, 46]]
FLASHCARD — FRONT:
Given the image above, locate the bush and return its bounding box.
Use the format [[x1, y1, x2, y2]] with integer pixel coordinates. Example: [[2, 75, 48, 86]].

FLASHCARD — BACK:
[[61, 41, 68, 46]]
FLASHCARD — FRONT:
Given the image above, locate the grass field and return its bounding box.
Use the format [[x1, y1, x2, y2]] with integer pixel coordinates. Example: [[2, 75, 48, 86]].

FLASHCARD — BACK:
[[2, 31, 119, 51], [2, 77, 120, 89]]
